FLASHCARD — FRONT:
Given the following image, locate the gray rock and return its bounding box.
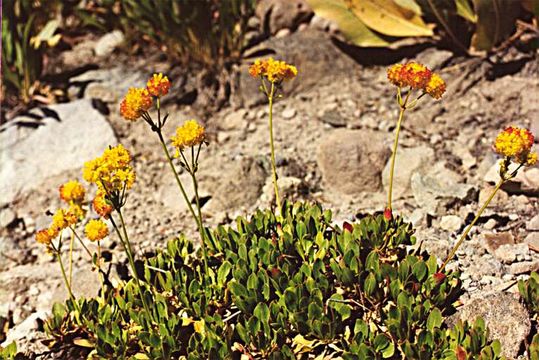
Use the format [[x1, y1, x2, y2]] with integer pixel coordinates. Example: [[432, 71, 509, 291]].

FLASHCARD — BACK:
[[524, 232, 539, 251], [262, 176, 308, 204], [494, 243, 529, 264], [382, 146, 435, 200], [448, 292, 531, 359], [221, 109, 248, 131], [94, 30, 125, 57], [467, 256, 504, 279], [0, 208, 17, 228], [527, 214, 539, 231], [0, 100, 117, 207], [235, 29, 360, 108], [411, 171, 475, 216], [317, 129, 390, 194], [484, 162, 539, 195], [483, 232, 515, 254], [70, 67, 146, 103], [256, 0, 312, 34], [509, 260, 539, 275], [439, 215, 463, 232], [281, 107, 297, 119], [318, 109, 347, 127], [1, 311, 48, 347], [209, 157, 267, 211]]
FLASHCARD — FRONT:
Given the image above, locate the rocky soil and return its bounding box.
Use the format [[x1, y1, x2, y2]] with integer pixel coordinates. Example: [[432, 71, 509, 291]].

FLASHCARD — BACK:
[[1, 3, 538, 358]]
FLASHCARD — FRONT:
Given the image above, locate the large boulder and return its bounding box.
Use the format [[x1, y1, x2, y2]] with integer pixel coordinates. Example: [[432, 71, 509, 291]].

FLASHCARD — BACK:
[[317, 129, 390, 195], [0, 100, 117, 207]]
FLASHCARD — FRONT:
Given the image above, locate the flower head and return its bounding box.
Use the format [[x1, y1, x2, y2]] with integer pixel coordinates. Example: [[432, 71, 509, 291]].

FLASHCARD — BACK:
[[93, 191, 113, 218], [51, 208, 69, 232], [249, 58, 297, 83], [59, 180, 86, 204], [170, 120, 206, 155], [494, 126, 536, 165], [425, 73, 446, 100], [83, 144, 136, 193], [85, 219, 109, 242], [35, 228, 54, 246], [387, 62, 446, 99], [120, 87, 152, 121], [146, 73, 171, 97]]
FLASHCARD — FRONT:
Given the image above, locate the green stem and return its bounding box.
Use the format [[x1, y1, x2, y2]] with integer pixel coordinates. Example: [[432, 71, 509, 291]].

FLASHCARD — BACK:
[[440, 177, 505, 272], [68, 231, 74, 286], [52, 241, 79, 313], [268, 82, 281, 213], [69, 226, 92, 259], [387, 91, 410, 210], [110, 213, 152, 322], [157, 131, 199, 224], [189, 163, 210, 278], [97, 240, 105, 301]]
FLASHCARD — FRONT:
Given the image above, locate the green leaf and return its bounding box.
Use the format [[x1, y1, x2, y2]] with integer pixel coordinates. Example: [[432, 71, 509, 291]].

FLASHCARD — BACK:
[[412, 261, 427, 281], [348, 0, 434, 37], [253, 302, 270, 322], [306, 0, 390, 47], [217, 261, 232, 287], [364, 273, 377, 296], [426, 308, 442, 331]]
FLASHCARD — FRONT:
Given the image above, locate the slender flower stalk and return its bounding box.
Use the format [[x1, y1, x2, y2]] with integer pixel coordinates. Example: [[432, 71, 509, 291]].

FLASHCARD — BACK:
[[267, 82, 281, 211], [440, 126, 536, 271], [385, 63, 446, 218], [119, 76, 211, 279], [249, 58, 297, 214]]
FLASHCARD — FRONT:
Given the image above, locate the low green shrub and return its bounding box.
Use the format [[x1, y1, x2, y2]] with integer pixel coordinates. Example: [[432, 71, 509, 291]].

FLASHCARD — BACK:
[[519, 272, 539, 360], [44, 202, 503, 359]]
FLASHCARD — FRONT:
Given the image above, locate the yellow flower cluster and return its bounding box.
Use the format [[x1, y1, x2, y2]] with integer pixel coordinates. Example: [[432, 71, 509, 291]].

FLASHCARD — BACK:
[[35, 204, 85, 246], [120, 87, 152, 121], [120, 73, 173, 121], [147, 73, 171, 97], [387, 62, 446, 99], [170, 120, 206, 155], [83, 144, 136, 193], [93, 190, 113, 219], [85, 219, 109, 242], [249, 58, 298, 83], [494, 126, 537, 166], [59, 180, 86, 203], [36, 180, 87, 246]]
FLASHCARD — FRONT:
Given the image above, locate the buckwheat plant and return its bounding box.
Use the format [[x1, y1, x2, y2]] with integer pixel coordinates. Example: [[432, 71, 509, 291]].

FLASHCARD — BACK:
[[119, 74, 212, 278], [440, 126, 537, 271], [35, 181, 88, 311], [249, 58, 297, 213], [385, 63, 446, 219], [81, 144, 152, 316]]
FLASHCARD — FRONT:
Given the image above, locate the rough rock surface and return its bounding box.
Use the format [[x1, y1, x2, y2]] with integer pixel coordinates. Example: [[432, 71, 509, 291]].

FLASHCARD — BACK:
[[0, 100, 117, 207], [317, 129, 390, 195], [448, 292, 531, 359]]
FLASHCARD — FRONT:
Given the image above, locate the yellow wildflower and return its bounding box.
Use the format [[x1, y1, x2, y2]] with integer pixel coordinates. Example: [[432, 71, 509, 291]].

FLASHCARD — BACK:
[[527, 152, 538, 166], [387, 62, 446, 99], [51, 209, 69, 232], [171, 120, 206, 155], [494, 126, 535, 162], [35, 229, 53, 246], [146, 73, 171, 97], [66, 203, 86, 225], [249, 58, 297, 83], [120, 87, 152, 121], [83, 144, 136, 193], [59, 180, 86, 203], [85, 219, 109, 242], [93, 191, 113, 218], [425, 73, 446, 100]]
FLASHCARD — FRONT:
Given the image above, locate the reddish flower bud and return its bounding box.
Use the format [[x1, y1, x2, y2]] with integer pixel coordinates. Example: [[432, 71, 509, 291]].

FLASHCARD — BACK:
[[433, 272, 446, 284], [384, 207, 393, 221], [343, 221, 353, 233]]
